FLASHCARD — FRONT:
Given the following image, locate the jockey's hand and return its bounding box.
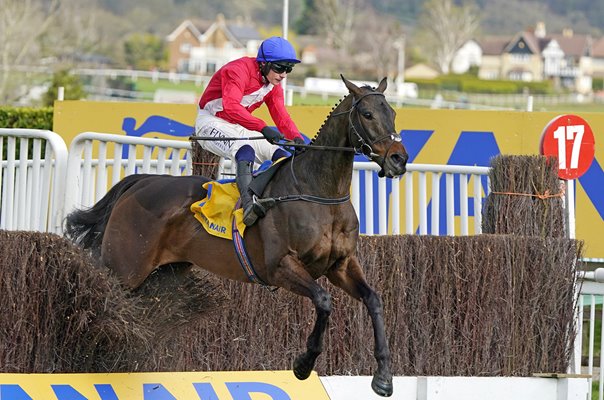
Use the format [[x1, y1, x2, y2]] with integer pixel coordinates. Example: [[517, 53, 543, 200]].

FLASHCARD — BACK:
[[292, 136, 306, 155], [261, 126, 284, 144]]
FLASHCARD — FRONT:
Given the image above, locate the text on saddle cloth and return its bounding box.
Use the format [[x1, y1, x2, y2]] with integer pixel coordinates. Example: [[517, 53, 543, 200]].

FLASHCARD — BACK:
[[190, 179, 246, 240]]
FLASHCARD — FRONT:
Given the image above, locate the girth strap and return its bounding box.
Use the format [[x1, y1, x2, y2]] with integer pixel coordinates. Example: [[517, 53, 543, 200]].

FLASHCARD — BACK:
[[231, 200, 269, 286]]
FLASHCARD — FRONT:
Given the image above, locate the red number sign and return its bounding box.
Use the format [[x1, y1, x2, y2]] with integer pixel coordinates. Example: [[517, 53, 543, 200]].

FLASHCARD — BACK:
[[540, 114, 596, 180]]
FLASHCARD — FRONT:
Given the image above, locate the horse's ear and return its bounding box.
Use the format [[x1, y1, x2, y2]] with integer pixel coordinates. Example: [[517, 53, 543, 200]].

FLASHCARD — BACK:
[[377, 77, 388, 93], [341, 74, 362, 96]]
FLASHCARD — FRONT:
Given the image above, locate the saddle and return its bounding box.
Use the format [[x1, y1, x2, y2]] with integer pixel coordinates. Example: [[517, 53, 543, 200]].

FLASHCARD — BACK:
[[190, 158, 288, 240], [249, 157, 287, 198]]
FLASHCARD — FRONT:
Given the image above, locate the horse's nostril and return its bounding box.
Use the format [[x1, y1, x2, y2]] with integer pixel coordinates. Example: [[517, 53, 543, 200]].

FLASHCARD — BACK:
[[391, 153, 408, 165]]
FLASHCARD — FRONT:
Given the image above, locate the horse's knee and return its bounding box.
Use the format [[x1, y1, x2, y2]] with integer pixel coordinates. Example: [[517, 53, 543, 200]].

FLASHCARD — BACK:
[[314, 290, 332, 316], [364, 290, 383, 312]]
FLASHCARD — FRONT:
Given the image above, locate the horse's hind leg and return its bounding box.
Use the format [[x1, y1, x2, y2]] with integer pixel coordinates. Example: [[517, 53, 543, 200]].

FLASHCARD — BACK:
[[272, 254, 331, 380], [327, 256, 393, 397]]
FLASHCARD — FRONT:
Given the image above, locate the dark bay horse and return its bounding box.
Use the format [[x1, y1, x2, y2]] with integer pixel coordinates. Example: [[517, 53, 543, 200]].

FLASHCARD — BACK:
[[64, 76, 408, 397]]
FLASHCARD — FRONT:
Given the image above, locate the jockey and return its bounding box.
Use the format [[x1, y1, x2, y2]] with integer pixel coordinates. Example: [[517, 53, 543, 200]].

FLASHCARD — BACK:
[[195, 36, 305, 226]]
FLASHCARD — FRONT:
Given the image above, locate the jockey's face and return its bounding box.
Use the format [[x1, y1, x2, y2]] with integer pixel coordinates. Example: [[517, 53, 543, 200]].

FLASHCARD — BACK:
[[265, 66, 287, 86]]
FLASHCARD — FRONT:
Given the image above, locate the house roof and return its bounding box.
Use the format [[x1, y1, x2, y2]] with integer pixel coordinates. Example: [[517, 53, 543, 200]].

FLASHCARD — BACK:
[[478, 36, 511, 56], [166, 15, 261, 46], [166, 19, 206, 42], [549, 33, 591, 57], [477, 28, 593, 59], [503, 31, 541, 54], [405, 63, 439, 79], [226, 24, 262, 43], [593, 37, 604, 58]]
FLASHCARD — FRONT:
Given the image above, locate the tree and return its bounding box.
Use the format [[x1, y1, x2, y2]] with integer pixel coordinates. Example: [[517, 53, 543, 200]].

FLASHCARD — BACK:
[[124, 33, 166, 70], [42, 70, 86, 106], [295, 0, 321, 35], [417, 0, 480, 74], [313, 0, 358, 54], [0, 0, 61, 103], [353, 6, 406, 82]]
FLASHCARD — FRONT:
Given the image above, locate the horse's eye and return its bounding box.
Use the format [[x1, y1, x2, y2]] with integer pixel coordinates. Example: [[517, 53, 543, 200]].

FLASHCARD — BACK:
[[362, 112, 373, 119]]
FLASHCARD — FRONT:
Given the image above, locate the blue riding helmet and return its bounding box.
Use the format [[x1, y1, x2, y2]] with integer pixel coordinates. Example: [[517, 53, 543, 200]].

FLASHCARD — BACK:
[[256, 37, 301, 64]]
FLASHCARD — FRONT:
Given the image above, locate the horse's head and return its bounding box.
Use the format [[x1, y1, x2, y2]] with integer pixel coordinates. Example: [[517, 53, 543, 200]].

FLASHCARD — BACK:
[[341, 75, 408, 178]]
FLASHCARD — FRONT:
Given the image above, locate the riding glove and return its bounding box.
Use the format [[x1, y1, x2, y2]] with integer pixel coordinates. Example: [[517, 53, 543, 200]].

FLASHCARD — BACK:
[[292, 136, 306, 155], [261, 126, 284, 144]]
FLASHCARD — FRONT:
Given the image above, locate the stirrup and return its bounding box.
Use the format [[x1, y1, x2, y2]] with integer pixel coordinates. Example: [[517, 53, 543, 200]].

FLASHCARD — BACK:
[[243, 204, 260, 226], [242, 196, 276, 226]]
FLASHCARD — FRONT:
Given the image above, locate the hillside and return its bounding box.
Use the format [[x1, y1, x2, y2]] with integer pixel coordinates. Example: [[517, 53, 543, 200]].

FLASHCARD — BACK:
[[94, 0, 603, 37]]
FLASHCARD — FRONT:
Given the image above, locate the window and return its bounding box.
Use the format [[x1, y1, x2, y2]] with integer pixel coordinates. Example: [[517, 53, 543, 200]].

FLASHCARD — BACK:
[[180, 43, 192, 54], [511, 53, 530, 63]]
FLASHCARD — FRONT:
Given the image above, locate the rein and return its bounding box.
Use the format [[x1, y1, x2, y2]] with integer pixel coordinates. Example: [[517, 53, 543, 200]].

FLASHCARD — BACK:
[[189, 135, 353, 153]]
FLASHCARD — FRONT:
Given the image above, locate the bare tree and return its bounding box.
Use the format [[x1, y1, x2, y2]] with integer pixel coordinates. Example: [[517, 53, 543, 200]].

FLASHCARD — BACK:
[[0, 0, 61, 103], [0, 0, 119, 104], [418, 0, 480, 74], [315, 0, 358, 55], [353, 6, 405, 82]]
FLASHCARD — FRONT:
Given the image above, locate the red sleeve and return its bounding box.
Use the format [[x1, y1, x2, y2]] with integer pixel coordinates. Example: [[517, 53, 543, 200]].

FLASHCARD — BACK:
[[264, 87, 303, 140], [218, 66, 268, 132]]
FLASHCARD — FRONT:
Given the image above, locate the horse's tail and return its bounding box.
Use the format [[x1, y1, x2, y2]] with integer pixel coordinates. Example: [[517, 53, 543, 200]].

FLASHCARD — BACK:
[[64, 174, 152, 254]]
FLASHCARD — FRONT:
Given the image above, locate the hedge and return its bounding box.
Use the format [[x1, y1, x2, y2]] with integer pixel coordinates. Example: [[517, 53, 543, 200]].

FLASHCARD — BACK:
[[0, 231, 580, 376], [408, 75, 554, 95], [0, 107, 53, 130]]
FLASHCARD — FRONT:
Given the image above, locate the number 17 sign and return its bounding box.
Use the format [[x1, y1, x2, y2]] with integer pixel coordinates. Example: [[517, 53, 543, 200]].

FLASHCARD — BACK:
[[540, 114, 596, 180]]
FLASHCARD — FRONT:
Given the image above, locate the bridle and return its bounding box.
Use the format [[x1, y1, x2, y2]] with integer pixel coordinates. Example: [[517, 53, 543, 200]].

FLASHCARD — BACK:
[[331, 91, 402, 165], [286, 89, 402, 193]]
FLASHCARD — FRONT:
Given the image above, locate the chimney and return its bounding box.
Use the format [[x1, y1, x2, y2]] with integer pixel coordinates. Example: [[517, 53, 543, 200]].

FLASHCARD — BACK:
[[535, 21, 546, 38]]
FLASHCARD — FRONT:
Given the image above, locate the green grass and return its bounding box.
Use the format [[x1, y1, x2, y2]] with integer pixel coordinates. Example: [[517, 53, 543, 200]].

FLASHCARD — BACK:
[[130, 77, 344, 105], [534, 103, 604, 113], [90, 76, 604, 112], [132, 78, 204, 94]]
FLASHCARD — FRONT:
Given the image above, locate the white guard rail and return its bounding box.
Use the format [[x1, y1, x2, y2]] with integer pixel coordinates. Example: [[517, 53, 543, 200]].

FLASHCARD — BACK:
[[214, 159, 491, 236], [0, 129, 68, 233], [63, 132, 193, 214]]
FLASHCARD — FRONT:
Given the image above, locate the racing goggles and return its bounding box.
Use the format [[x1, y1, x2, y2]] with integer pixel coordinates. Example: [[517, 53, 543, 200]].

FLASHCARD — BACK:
[[270, 62, 294, 74]]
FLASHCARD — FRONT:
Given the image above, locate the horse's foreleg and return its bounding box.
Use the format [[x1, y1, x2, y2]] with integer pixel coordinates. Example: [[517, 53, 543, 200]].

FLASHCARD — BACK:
[[272, 253, 331, 380], [327, 257, 393, 397]]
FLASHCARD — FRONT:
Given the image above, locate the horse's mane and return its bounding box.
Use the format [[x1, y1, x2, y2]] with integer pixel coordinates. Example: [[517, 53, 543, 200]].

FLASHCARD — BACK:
[[310, 84, 376, 146], [310, 95, 348, 146]]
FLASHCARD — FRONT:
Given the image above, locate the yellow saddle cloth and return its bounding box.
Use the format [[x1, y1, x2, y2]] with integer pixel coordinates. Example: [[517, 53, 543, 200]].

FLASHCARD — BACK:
[[190, 180, 246, 240]]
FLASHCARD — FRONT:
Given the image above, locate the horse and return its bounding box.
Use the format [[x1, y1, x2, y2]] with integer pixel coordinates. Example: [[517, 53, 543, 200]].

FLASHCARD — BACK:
[[64, 75, 408, 397]]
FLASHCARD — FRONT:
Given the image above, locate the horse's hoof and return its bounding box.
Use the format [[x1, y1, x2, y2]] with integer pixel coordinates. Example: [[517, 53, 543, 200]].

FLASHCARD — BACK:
[[293, 355, 313, 380], [371, 375, 393, 397]]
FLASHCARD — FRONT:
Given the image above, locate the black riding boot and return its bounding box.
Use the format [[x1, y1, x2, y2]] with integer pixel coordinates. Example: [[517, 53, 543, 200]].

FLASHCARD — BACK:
[[236, 160, 264, 226]]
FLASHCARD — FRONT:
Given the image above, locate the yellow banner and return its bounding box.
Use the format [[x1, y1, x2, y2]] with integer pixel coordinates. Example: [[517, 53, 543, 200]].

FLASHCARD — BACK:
[[0, 370, 329, 400]]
